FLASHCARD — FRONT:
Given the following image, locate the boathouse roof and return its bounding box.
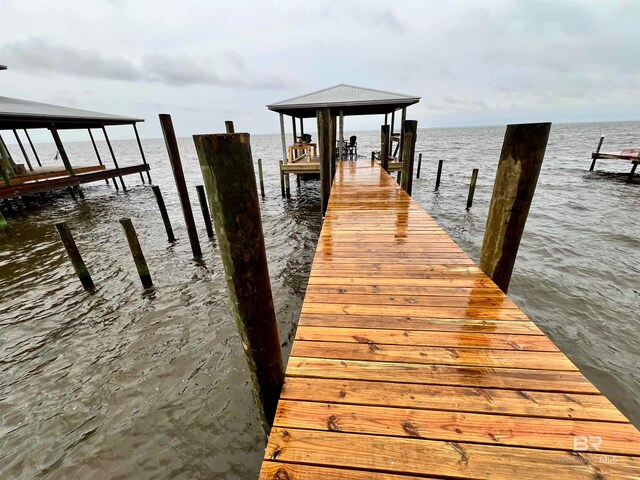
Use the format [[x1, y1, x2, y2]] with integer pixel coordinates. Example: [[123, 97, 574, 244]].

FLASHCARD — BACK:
[[267, 84, 420, 118], [0, 96, 143, 130]]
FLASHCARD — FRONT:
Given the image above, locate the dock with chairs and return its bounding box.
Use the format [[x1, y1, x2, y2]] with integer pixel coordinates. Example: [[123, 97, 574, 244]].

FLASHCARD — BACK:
[[258, 160, 640, 479]]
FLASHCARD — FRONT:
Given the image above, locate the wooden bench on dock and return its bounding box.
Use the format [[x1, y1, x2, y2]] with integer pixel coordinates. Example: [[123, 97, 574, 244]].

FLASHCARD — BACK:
[[259, 161, 640, 479]]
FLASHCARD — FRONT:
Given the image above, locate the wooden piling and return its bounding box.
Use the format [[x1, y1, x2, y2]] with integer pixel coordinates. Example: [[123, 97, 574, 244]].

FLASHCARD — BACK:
[[330, 115, 337, 180], [225, 121, 235, 134], [87, 128, 110, 186], [339, 110, 344, 163], [55, 222, 94, 291], [151, 185, 176, 242], [24, 130, 42, 167], [196, 185, 215, 239], [279, 160, 285, 197], [380, 125, 390, 173], [133, 123, 152, 183], [317, 108, 332, 216], [257, 158, 265, 197], [400, 120, 418, 195], [435, 159, 444, 190], [589, 135, 604, 172], [13, 130, 33, 171], [159, 114, 202, 259], [285, 171, 291, 199], [466, 168, 479, 210], [416, 153, 423, 178], [192, 132, 284, 435], [50, 125, 75, 175], [480, 122, 551, 293], [101, 126, 127, 190], [120, 218, 153, 289]]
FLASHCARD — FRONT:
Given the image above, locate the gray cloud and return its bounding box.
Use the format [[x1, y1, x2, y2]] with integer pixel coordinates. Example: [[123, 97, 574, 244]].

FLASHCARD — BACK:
[[1, 38, 288, 90]]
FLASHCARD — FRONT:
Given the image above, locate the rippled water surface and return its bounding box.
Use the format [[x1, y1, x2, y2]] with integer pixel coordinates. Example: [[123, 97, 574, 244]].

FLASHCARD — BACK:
[[1, 122, 638, 479]]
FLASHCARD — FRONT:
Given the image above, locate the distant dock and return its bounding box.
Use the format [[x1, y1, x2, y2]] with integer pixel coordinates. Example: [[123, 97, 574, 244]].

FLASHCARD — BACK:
[[259, 161, 640, 479]]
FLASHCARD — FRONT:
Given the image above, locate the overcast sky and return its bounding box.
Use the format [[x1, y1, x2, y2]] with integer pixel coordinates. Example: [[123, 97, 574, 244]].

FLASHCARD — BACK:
[[1, 0, 639, 140]]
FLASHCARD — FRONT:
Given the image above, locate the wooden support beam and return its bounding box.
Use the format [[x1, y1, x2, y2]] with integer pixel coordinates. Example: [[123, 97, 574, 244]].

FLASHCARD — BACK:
[[400, 120, 418, 195], [225, 121, 235, 134], [88, 128, 111, 187], [292, 116, 298, 143], [330, 115, 337, 181], [317, 108, 332, 216], [24, 130, 42, 167], [279, 113, 287, 164], [13, 130, 33, 171], [55, 222, 94, 291], [133, 123, 152, 183], [589, 135, 604, 171], [300, 117, 304, 136], [258, 158, 265, 197], [416, 153, 422, 178], [159, 113, 202, 259], [435, 159, 443, 191], [466, 168, 479, 210], [196, 185, 214, 239], [339, 110, 344, 163], [101, 126, 126, 190], [279, 160, 285, 197], [397, 107, 407, 163], [50, 125, 75, 175], [380, 125, 390, 173], [0, 135, 14, 186], [480, 122, 551, 293], [152, 185, 176, 242], [629, 162, 638, 182], [192, 132, 284, 436], [120, 217, 153, 289]]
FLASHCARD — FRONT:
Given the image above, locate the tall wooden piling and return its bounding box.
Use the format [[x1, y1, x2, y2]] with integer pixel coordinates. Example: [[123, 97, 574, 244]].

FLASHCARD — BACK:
[[380, 125, 390, 173], [225, 121, 235, 134], [480, 122, 551, 293], [466, 168, 479, 210], [196, 185, 214, 239], [400, 120, 418, 195], [317, 108, 332, 216], [279, 160, 285, 197], [589, 135, 605, 172], [257, 158, 265, 197], [152, 185, 176, 242], [120, 217, 153, 289], [192, 132, 284, 435], [330, 115, 337, 180], [159, 114, 202, 259], [435, 159, 444, 190], [55, 222, 94, 291], [416, 153, 423, 178]]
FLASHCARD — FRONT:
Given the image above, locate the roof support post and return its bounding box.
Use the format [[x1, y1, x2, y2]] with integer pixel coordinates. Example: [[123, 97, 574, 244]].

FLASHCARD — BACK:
[[13, 130, 33, 171], [0, 135, 14, 185], [101, 126, 126, 191], [339, 110, 344, 163], [380, 125, 390, 173], [279, 113, 287, 164], [397, 107, 407, 163], [330, 114, 337, 181], [299, 118, 304, 136], [133, 123, 152, 183], [292, 116, 297, 144], [317, 108, 331, 216], [389, 110, 396, 159], [49, 124, 75, 176], [24, 130, 42, 167], [88, 128, 113, 187]]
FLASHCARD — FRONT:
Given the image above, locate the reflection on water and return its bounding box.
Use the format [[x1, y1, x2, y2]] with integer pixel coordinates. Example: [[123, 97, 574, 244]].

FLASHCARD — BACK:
[[1, 122, 639, 479]]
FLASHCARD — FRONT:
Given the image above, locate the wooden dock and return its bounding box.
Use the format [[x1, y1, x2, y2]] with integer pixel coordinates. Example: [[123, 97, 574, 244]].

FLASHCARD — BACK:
[[259, 161, 640, 479]]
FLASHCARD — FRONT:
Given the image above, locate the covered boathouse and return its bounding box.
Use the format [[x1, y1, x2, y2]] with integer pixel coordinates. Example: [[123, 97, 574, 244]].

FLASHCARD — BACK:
[[267, 84, 420, 181], [0, 95, 151, 201]]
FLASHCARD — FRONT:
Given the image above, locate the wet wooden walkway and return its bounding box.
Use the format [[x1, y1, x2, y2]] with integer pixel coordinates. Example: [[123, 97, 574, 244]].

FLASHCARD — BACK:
[[259, 162, 640, 479]]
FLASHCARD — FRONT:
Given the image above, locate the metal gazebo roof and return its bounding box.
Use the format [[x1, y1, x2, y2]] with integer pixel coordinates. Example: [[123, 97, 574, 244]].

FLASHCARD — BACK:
[[267, 84, 420, 118], [0, 96, 144, 130]]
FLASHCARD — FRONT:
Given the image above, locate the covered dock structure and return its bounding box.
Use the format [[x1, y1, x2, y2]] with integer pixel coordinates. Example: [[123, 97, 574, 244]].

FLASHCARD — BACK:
[[267, 84, 420, 188], [0, 96, 151, 201]]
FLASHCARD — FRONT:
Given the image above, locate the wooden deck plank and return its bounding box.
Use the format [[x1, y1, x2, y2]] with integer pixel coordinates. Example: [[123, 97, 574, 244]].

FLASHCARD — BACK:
[[259, 162, 640, 478]]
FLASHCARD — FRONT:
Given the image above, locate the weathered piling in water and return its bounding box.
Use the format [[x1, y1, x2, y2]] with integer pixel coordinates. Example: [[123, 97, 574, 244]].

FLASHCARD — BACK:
[[279, 160, 285, 197], [466, 168, 479, 210], [400, 120, 418, 195], [120, 217, 153, 289], [257, 158, 265, 197], [480, 122, 551, 293], [317, 108, 332, 216], [225, 121, 235, 134], [435, 159, 444, 190], [196, 185, 214, 239], [380, 125, 390, 173], [416, 153, 422, 178], [159, 114, 202, 259], [55, 222, 94, 291], [152, 185, 176, 242], [285, 171, 291, 199], [192, 132, 284, 435], [589, 135, 605, 172]]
